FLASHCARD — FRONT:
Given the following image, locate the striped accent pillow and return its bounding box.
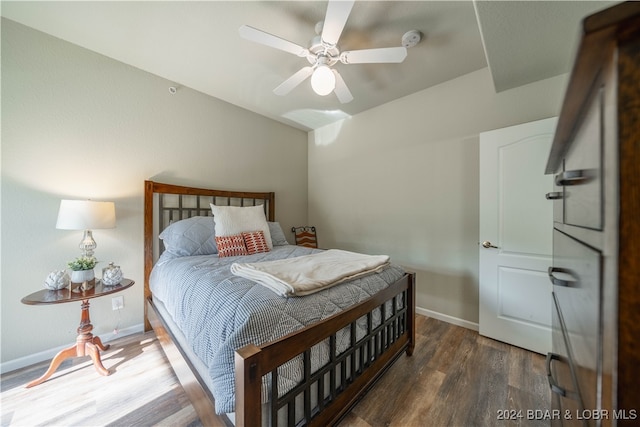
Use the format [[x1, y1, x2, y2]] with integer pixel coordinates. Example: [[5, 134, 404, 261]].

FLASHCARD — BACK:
[[242, 231, 270, 255], [215, 234, 248, 258]]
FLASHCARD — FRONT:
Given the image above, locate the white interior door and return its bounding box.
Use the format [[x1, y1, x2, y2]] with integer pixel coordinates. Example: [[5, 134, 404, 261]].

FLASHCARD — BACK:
[[479, 117, 556, 354]]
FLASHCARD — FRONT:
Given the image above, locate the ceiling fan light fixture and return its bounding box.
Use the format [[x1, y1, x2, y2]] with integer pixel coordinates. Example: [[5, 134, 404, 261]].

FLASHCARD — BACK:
[[311, 65, 336, 96], [239, 0, 408, 103]]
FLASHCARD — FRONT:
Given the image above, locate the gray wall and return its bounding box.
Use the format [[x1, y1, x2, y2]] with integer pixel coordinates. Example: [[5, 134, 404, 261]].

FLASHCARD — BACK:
[[308, 68, 567, 327], [1, 19, 308, 365], [1, 16, 568, 368]]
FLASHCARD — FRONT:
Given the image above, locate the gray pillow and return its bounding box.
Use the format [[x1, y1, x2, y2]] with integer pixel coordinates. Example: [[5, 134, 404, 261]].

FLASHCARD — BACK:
[[268, 222, 289, 246], [159, 216, 217, 256]]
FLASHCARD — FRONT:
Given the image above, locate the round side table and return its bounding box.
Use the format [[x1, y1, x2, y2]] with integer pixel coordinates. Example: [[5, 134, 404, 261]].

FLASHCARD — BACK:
[[21, 278, 134, 388]]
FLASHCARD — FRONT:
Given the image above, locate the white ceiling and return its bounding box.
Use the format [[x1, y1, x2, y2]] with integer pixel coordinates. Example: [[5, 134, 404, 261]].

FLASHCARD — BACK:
[[1, 1, 616, 131]]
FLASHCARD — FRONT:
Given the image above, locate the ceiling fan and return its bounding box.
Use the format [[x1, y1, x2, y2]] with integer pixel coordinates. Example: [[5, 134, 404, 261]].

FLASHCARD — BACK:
[[239, 0, 409, 103]]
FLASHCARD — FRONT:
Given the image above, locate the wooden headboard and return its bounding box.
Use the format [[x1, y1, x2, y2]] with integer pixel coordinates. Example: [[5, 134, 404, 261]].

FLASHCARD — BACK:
[[143, 180, 275, 330]]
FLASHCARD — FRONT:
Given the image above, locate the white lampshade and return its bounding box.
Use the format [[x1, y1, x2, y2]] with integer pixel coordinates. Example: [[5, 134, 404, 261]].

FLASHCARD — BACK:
[[57, 200, 116, 258], [56, 200, 116, 230], [311, 65, 336, 96]]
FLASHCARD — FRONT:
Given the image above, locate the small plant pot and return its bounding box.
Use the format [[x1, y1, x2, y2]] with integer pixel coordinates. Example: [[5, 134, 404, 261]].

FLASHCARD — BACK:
[[70, 269, 95, 292]]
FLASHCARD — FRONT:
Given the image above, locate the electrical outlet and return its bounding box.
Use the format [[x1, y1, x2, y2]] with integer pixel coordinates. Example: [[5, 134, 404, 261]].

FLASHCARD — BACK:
[[112, 296, 124, 311]]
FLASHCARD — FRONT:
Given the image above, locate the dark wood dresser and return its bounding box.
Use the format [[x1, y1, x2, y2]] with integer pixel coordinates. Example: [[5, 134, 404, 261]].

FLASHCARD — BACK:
[[545, 2, 640, 426]]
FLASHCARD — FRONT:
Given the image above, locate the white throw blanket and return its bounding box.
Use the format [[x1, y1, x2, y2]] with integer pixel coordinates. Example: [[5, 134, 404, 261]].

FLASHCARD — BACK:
[[230, 249, 390, 297]]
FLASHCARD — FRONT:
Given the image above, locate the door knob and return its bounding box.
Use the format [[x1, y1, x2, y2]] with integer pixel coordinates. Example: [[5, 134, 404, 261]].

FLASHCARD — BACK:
[[481, 241, 498, 249]]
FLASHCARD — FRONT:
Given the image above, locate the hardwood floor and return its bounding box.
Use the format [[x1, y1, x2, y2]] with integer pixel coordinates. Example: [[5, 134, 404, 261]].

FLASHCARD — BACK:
[[339, 315, 550, 427], [1, 334, 201, 427], [1, 315, 549, 426]]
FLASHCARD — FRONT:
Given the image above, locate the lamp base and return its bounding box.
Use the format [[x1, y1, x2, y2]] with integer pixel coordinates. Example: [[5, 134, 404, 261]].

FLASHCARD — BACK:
[[79, 229, 97, 258]]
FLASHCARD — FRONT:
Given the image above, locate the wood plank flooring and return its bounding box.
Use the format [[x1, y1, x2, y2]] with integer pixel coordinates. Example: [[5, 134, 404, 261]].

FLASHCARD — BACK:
[[1, 315, 549, 426], [339, 315, 550, 427]]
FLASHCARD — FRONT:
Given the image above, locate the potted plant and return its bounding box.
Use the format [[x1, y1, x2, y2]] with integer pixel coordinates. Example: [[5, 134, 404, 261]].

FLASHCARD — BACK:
[[67, 256, 98, 291]]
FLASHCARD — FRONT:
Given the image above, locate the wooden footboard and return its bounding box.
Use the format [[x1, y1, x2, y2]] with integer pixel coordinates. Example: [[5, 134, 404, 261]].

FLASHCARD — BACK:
[[235, 272, 415, 426], [147, 272, 414, 427]]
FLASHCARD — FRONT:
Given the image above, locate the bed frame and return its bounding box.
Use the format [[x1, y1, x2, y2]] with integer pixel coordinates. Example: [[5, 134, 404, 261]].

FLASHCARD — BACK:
[[143, 180, 415, 426]]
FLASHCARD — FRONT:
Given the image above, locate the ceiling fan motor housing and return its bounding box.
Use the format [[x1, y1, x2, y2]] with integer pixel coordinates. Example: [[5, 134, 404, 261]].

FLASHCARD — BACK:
[[307, 35, 340, 66]]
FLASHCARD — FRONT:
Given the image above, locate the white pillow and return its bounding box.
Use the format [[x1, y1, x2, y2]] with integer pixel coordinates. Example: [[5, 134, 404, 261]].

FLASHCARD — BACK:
[[210, 204, 273, 249]]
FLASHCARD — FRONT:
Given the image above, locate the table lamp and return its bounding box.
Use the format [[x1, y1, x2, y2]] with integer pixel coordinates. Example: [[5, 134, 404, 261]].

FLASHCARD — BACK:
[[56, 200, 116, 257]]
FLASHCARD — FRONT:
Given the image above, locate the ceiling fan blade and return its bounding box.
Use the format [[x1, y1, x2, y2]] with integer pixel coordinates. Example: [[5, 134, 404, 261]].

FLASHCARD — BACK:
[[273, 67, 314, 96], [340, 47, 408, 64], [239, 25, 309, 57], [333, 70, 353, 104], [321, 0, 355, 46]]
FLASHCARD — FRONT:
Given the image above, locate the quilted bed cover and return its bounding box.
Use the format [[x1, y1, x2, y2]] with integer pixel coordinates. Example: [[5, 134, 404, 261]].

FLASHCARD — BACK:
[[149, 245, 405, 414]]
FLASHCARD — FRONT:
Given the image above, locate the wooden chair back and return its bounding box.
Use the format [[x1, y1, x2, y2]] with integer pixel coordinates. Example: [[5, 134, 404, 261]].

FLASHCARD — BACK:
[[291, 226, 318, 248]]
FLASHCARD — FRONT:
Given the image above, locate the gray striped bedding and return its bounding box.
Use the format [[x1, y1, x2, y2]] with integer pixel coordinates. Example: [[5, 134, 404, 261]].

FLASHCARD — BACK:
[[149, 245, 405, 414]]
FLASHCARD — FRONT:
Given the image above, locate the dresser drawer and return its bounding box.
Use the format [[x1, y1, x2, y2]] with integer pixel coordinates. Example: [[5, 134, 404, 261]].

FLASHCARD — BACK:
[[550, 293, 584, 426], [557, 88, 602, 230], [549, 229, 601, 412]]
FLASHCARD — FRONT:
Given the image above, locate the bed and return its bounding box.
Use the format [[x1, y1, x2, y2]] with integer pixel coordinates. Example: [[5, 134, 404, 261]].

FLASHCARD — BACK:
[[143, 180, 415, 426]]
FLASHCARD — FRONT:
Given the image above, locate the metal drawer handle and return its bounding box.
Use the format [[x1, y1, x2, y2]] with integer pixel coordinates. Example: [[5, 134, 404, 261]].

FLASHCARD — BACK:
[[545, 191, 563, 200], [555, 169, 590, 186], [548, 267, 578, 287], [546, 352, 567, 397]]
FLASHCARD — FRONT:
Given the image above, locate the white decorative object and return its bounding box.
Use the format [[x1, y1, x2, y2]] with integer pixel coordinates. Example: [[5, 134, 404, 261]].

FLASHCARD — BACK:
[[102, 262, 123, 286], [44, 270, 70, 290]]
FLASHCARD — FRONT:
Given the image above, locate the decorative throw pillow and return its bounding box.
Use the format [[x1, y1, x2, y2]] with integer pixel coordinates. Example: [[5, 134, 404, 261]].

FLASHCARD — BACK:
[[210, 204, 273, 249], [215, 235, 248, 258], [242, 231, 270, 255], [158, 216, 217, 257], [268, 222, 289, 246]]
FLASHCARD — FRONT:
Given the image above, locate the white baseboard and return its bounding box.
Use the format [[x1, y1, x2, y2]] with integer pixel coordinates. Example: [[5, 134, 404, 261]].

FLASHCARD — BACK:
[[3, 309, 476, 374], [416, 306, 479, 331], [0, 323, 145, 375]]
